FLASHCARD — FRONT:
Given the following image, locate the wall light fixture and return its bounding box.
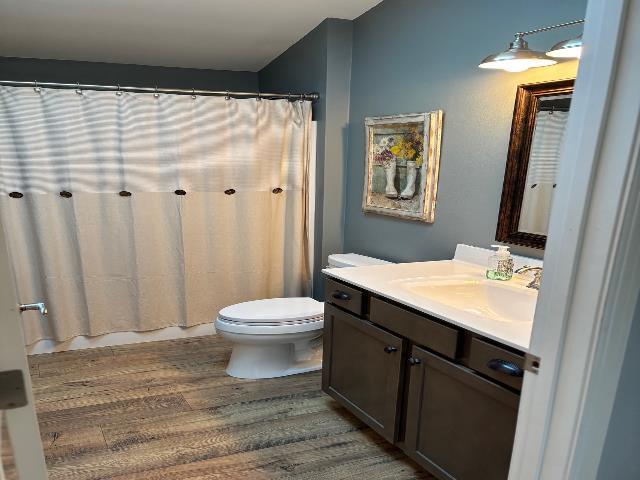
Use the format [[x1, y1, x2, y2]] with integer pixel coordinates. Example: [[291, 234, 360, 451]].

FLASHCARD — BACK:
[[479, 19, 584, 72]]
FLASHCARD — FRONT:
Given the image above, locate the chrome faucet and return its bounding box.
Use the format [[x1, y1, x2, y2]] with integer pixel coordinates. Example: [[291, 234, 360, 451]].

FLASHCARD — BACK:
[[515, 266, 543, 290]]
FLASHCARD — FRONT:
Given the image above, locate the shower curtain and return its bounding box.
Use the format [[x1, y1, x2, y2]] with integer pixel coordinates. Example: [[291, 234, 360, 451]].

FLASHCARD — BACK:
[[0, 86, 312, 344]]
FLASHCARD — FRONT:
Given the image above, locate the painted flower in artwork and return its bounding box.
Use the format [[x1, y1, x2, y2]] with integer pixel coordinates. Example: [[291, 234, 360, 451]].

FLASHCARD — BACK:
[[373, 136, 396, 167], [379, 135, 396, 148], [390, 128, 424, 166], [373, 145, 394, 167], [373, 130, 424, 167]]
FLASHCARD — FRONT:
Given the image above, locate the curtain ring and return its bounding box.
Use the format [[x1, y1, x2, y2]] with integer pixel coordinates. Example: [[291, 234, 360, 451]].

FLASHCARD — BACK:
[[191, 88, 196, 100], [33, 80, 41, 93], [225, 91, 230, 100], [154, 86, 159, 98], [256, 92, 261, 102], [75, 82, 83, 95], [116, 84, 122, 96]]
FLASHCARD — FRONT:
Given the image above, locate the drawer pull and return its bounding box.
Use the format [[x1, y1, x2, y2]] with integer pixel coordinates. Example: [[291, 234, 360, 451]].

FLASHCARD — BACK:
[[487, 358, 524, 377], [332, 291, 351, 301], [383, 346, 398, 354], [408, 357, 421, 366]]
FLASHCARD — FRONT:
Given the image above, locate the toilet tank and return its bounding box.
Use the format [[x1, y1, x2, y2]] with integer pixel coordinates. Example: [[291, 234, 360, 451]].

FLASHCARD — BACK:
[[327, 253, 392, 268]]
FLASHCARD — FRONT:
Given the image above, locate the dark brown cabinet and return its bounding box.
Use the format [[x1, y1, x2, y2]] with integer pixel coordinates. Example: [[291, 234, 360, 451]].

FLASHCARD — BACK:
[[323, 277, 525, 480], [405, 346, 520, 480], [322, 303, 404, 442]]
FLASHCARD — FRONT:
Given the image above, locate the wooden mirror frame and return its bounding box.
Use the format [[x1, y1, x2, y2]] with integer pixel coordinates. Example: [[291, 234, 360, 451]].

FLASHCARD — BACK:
[[495, 78, 574, 250]]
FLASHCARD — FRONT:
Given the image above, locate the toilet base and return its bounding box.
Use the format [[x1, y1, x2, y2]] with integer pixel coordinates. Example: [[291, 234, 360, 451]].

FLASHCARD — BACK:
[[224, 334, 322, 379]]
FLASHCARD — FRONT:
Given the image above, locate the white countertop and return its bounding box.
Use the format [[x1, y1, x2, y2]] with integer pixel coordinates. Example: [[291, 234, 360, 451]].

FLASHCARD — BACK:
[[322, 259, 535, 352]]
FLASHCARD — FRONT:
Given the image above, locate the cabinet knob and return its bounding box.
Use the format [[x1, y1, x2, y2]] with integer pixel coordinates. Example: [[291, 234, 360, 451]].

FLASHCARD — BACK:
[[332, 291, 351, 301], [408, 357, 421, 365], [383, 346, 398, 354]]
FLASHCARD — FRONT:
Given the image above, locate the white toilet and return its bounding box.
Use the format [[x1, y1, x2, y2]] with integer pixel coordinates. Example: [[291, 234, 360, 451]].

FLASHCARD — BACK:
[[215, 253, 390, 379]]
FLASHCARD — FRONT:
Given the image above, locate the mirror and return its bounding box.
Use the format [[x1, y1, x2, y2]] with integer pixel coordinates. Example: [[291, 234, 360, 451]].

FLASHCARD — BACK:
[[496, 79, 574, 249]]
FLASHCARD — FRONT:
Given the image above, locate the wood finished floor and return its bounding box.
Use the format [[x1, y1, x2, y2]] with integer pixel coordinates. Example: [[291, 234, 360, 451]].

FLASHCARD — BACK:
[[2, 335, 432, 479]]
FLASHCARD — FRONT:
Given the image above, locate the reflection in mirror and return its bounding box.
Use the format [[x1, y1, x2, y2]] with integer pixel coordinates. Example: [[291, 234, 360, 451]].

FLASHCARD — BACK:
[[496, 79, 574, 250], [518, 94, 571, 235]]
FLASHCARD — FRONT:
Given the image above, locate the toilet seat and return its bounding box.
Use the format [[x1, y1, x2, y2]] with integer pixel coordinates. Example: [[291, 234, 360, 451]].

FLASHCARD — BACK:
[[215, 297, 324, 335]]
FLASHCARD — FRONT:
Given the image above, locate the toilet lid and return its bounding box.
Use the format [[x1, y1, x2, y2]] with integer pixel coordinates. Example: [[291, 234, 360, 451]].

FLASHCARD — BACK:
[[218, 297, 324, 324]]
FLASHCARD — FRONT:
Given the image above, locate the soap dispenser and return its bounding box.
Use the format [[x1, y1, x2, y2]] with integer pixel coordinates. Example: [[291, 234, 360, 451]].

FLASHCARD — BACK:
[[486, 245, 514, 281]]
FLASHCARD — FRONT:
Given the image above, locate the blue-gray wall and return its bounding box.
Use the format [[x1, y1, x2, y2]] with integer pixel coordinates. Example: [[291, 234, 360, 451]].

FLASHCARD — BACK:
[[259, 19, 353, 298], [0, 56, 258, 91], [597, 293, 640, 479], [343, 0, 586, 262]]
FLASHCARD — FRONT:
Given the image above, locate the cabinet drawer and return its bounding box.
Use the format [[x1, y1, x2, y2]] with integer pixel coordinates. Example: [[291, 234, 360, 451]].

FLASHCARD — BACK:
[[370, 297, 460, 359], [325, 278, 365, 316], [467, 338, 524, 391]]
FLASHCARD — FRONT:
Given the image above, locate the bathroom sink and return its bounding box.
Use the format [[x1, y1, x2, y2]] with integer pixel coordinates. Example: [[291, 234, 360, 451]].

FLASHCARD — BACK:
[[400, 277, 537, 323]]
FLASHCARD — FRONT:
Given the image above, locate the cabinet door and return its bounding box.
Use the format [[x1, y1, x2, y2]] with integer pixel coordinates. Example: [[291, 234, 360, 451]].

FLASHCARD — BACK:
[[405, 346, 519, 480], [322, 303, 404, 442]]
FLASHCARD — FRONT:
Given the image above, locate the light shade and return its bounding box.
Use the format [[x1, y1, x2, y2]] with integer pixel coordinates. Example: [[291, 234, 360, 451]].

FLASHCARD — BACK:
[[547, 35, 582, 58], [479, 36, 557, 72]]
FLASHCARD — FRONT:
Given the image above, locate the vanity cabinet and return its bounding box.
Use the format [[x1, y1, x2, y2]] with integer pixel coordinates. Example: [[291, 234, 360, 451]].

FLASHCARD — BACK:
[[322, 303, 404, 442], [323, 277, 525, 480]]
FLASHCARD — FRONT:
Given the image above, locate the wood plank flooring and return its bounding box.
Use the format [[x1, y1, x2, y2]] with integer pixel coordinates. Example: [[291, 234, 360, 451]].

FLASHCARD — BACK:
[[2, 335, 432, 479]]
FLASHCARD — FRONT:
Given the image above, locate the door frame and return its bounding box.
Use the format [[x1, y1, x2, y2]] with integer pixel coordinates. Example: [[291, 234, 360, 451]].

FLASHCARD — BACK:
[[0, 221, 48, 478], [509, 0, 640, 478]]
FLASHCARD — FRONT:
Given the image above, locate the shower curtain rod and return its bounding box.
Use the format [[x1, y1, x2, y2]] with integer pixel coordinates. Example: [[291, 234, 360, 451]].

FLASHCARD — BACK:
[[0, 80, 319, 101]]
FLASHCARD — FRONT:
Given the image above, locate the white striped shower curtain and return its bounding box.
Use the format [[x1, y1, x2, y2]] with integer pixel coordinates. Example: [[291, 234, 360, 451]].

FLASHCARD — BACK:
[[0, 86, 312, 344]]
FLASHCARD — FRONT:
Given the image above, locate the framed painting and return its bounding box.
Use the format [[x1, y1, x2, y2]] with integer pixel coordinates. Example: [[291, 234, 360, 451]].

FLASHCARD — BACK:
[[362, 111, 443, 222]]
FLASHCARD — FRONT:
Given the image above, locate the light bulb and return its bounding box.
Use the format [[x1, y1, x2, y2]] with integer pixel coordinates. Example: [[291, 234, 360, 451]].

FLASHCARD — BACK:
[[547, 45, 582, 58], [547, 35, 583, 59], [479, 58, 557, 72]]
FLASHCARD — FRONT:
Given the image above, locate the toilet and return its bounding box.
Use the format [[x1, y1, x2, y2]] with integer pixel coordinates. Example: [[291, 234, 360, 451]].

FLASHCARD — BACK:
[[215, 253, 391, 379]]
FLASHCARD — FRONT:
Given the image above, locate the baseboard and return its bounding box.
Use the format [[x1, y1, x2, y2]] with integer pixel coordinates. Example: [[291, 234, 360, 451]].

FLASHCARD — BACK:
[[27, 323, 217, 355]]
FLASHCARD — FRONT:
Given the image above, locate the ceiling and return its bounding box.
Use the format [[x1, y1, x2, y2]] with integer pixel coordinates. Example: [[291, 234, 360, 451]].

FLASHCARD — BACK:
[[0, 0, 382, 72]]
